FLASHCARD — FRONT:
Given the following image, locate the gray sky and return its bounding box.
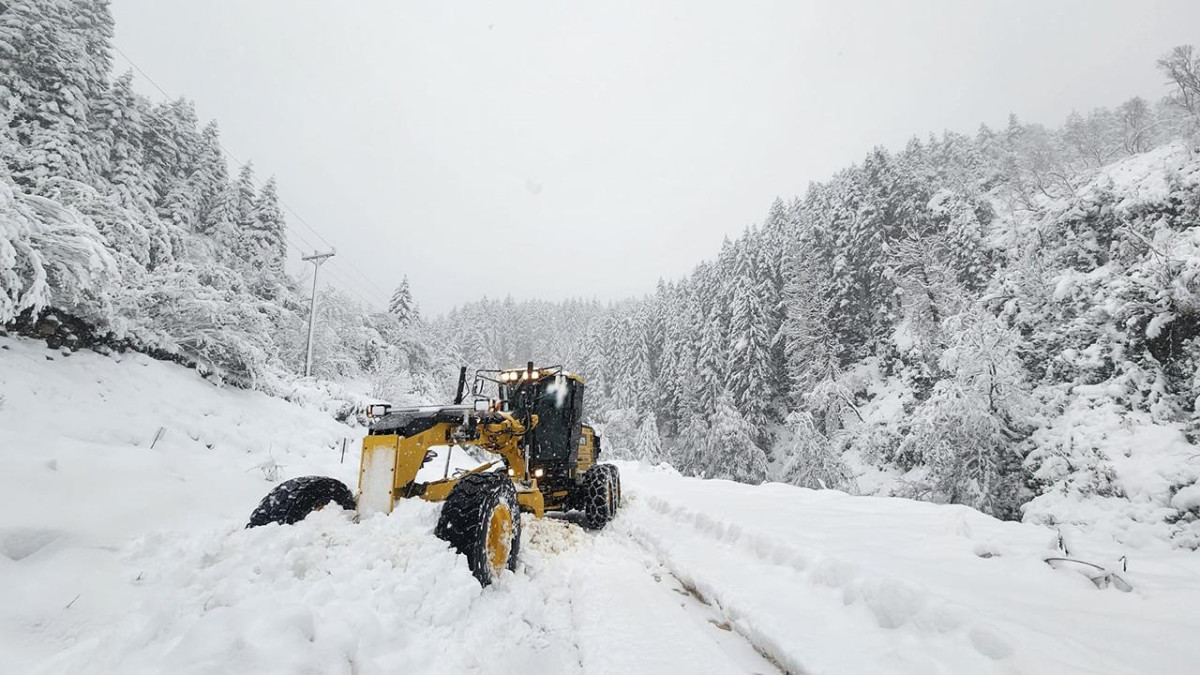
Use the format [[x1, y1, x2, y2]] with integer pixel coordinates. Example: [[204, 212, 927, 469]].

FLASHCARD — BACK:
[[110, 0, 1200, 315]]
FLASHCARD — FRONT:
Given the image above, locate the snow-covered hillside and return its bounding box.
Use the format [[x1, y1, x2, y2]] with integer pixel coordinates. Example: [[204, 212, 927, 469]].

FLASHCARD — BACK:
[[3, 335, 1199, 675], [0, 335, 357, 668]]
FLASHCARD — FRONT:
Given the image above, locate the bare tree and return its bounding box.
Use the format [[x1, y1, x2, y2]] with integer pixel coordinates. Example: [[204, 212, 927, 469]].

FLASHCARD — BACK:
[[1158, 45, 1200, 120], [1118, 97, 1154, 154]]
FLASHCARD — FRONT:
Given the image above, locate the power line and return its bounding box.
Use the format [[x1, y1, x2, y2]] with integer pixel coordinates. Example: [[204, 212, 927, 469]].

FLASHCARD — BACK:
[[111, 44, 394, 308]]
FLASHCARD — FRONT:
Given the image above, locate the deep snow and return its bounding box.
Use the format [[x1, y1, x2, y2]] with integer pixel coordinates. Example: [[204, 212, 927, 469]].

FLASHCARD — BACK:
[[3, 335, 1200, 674]]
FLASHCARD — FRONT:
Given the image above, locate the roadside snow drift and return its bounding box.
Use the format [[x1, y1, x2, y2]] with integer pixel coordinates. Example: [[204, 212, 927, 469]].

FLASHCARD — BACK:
[[3, 335, 1200, 674]]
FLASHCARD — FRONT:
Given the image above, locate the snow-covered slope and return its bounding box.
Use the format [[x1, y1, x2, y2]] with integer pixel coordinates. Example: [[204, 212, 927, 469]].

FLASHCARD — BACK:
[[0, 335, 358, 669], [3, 336, 1199, 674]]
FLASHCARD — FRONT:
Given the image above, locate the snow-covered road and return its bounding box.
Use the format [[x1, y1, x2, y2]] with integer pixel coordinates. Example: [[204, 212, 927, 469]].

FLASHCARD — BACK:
[[3, 336, 1200, 674], [618, 470, 1200, 675], [24, 466, 1200, 675]]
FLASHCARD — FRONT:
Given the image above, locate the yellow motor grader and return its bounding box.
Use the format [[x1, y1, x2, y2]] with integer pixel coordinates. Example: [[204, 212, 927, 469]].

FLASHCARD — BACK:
[[246, 363, 621, 585]]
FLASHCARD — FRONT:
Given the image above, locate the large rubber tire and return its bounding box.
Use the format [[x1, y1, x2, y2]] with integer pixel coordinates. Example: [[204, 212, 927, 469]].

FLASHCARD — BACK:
[[435, 472, 521, 586], [580, 465, 616, 530], [246, 476, 356, 528], [597, 463, 622, 510]]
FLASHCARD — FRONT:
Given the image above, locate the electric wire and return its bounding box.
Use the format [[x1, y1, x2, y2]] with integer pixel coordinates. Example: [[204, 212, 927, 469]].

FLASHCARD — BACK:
[[111, 44, 393, 309]]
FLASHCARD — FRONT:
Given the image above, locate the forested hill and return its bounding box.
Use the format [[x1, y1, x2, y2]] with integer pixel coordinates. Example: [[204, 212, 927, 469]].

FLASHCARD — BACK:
[[431, 49, 1200, 546], [0, 0, 440, 404], [3, 2, 1200, 547]]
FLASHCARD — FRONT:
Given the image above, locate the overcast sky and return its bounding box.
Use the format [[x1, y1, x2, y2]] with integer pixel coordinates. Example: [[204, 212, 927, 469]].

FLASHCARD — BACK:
[[110, 0, 1200, 315]]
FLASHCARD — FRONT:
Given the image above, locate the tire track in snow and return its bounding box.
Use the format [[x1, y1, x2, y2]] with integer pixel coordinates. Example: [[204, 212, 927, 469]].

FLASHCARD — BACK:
[[616, 488, 1020, 675], [608, 496, 811, 675], [521, 513, 780, 674]]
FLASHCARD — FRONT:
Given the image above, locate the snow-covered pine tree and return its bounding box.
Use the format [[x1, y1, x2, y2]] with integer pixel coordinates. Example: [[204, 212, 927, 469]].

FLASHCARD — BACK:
[[0, 0, 113, 188], [667, 281, 703, 428], [628, 304, 655, 410], [145, 98, 202, 232], [780, 231, 840, 407], [89, 71, 154, 210], [759, 198, 792, 410], [726, 230, 774, 438], [223, 162, 259, 266], [249, 177, 287, 276], [695, 305, 726, 415], [704, 390, 769, 484], [633, 411, 662, 464], [193, 122, 230, 235], [581, 312, 615, 414], [388, 276, 419, 327], [671, 412, 709, 476], [653, 281, 682, 431], [610, 305, 651, 410]]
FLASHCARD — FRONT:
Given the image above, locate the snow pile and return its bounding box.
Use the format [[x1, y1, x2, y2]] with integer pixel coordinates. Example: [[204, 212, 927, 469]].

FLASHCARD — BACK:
[[41, 504, 780, 675], [1023, 391, 1200, 549]]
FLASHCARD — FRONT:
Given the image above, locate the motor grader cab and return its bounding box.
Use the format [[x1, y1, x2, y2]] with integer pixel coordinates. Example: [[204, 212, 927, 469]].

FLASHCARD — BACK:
[[246, 362, 621, 586]]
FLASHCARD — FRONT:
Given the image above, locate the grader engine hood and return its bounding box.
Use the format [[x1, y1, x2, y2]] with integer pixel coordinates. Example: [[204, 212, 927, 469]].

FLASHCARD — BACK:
[[368, 405, 476, 437]]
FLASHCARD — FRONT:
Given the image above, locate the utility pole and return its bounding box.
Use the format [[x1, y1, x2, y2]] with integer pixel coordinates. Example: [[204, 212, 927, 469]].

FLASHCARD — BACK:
[[301, 249, 335, 377]]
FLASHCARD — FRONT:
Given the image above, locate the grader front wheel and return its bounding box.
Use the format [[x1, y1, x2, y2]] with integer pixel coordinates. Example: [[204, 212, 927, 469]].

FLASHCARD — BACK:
[[435, 472, 522, 586], [245, 476, 355, 528]]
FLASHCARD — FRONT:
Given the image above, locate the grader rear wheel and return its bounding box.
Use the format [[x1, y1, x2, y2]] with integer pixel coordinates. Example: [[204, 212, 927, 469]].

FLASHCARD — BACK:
[[581, 465, 617, 530], [598, 463, 622, 509], [245, 476, 355, 528], [435, 471, 522, 586]]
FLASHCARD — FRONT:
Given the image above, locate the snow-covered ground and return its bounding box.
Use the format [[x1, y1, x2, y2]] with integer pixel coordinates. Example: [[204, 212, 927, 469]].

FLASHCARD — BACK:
[[3, 335, 1199, 674], [0, 335, 357, 669]]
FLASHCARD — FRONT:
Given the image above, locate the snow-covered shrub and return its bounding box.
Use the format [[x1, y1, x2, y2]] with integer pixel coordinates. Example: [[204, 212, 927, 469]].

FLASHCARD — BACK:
[[0, 180, 117, 324], [702, 391, 769, 484], [597, 407, 639, 459], [108, 261, 294, 387], [779, 410, 853, 492], [899, 307, 1035, 518], [1024, 391, 1200, 548]]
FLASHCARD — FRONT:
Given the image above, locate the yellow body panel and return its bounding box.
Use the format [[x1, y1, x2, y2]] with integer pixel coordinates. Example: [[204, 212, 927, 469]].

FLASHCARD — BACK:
[[360, 411, 544, 515], [516, 489, 545, 518], [576, 425, 597, 475], [485, 504, 514, 576], [358, 435, 398, 516], [358, 424, 450, 514], [419, 461, 499, 502]]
